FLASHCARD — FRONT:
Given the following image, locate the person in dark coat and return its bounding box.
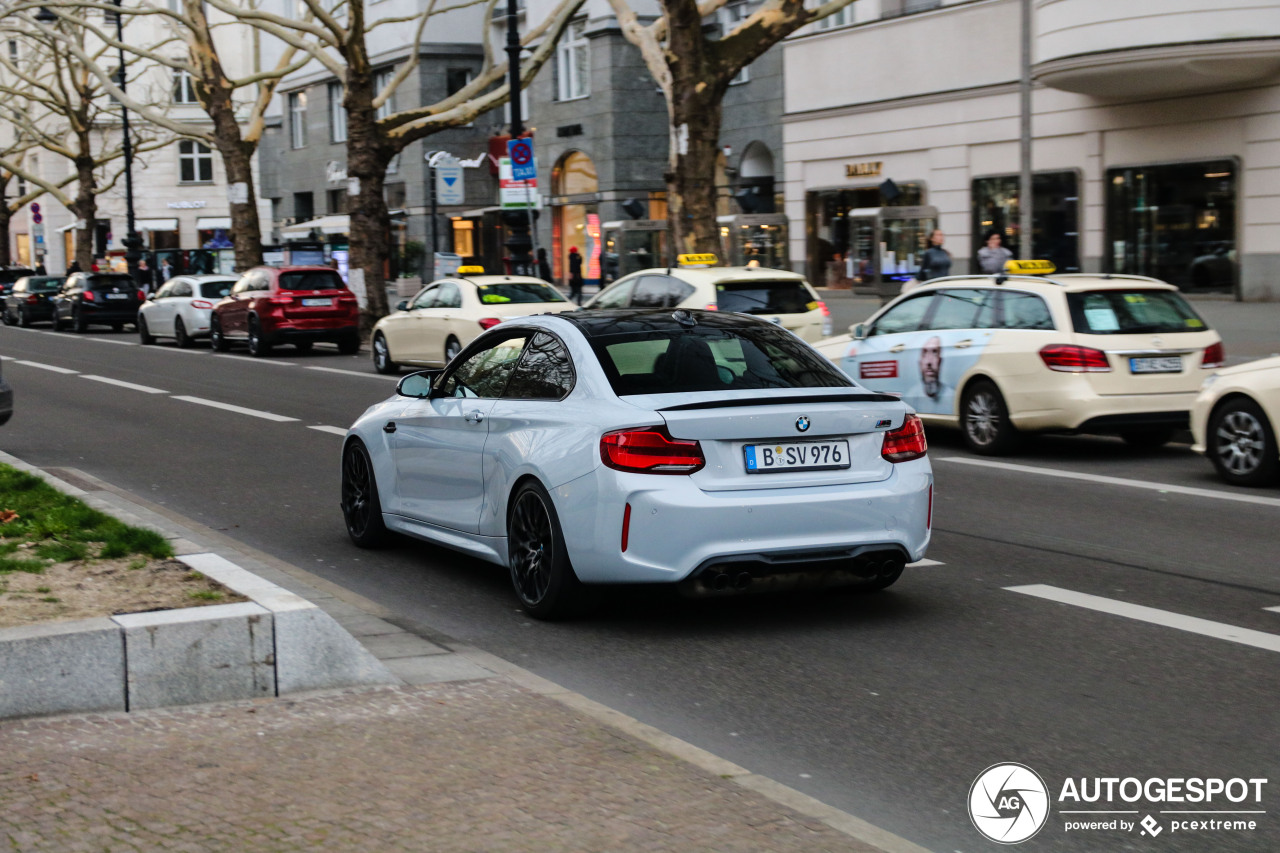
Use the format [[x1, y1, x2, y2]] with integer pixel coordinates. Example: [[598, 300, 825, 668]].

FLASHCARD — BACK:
[[537, 248, 553, 284], [917, 229, 952, 281], [567, 246, 584, 305], [34, 262, 46, 275], [67, 260, 82, 274]]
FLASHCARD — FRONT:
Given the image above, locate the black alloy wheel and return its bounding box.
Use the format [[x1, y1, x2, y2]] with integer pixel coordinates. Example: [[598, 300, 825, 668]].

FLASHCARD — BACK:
[[247, 318, 272, 357], [17, 307, 30, 328], [1208, 397, 1279, 487], [960, 380, 1018, 455], [138, 315, 155, 345], [1, 307, 10, 326], [174, 316, 192, 349], [341, 441, 387, 547], [210, 316, 228, 352], [507, 481, 592, 620], [373, 333, 399, 375]]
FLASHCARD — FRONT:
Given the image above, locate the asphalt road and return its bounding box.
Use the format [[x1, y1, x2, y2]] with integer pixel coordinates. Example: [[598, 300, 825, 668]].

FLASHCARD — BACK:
[[3, 317, 1279, 852]]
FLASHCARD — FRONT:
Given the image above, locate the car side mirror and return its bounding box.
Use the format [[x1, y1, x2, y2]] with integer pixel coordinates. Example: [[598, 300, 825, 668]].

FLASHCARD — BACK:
[[851, 323, 869, 340], [396, 299, 409, 312], [396, 369, 442, 399]]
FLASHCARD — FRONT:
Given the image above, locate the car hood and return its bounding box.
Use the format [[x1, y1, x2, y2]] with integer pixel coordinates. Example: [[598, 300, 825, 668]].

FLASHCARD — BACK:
[[1212, 354, 1280, 377]]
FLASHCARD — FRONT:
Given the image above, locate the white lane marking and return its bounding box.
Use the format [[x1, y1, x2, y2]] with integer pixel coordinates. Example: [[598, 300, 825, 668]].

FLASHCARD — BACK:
[[908, 558, 944, 567], [81, 375, 169, 395], [306, 365, 397, 380], [308, 425, 349, 436], [210, 353, 298, 366], [85, 337, 136, 346], [1007, 584, 1280, 654], [0, 355, 12, 361], [937, 457, 1280, 509], [1264, 606, 1280, 614], [171, 395, 299, 423], [14, 360, 79, 374]]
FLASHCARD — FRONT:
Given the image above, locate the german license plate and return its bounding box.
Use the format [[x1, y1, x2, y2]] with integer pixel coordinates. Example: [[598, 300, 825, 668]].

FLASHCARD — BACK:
[[104, 293, 128, 300], [1130, 356, 1182, 374], [301, 297, 332, 307], [744, 440, 850, 473]]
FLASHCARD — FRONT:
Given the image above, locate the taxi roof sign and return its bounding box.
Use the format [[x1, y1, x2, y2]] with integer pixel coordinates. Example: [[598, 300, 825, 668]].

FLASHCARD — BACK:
[[1004, 259, 1056, 275], [677, 253, 718, 268], [456, 265, 485, 275]]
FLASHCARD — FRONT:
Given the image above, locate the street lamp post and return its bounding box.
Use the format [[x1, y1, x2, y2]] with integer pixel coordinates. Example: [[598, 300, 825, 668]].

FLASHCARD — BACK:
[[110, 0, 143, 286], [501, 0, 535, 277]]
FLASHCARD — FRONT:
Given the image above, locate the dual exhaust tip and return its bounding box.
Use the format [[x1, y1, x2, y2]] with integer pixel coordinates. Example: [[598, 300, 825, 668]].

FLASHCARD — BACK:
[[708, 571, 753, 591]]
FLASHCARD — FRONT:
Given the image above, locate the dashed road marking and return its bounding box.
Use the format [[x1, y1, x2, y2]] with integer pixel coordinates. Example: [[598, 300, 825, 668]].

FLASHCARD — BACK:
[[1264, 606, 1280, 614], [84, 337, 137, 346], [211, 353, 298, 366], [306, 365, 397, 380], [1007, 584, 1280, 654], [308, 425, 349, 436], [937, 457, 1280, 508], [14, 360, 79, 374], [171, 395, 299, 423], [908, 558, 944, 567], [81, 375, 169, 394]]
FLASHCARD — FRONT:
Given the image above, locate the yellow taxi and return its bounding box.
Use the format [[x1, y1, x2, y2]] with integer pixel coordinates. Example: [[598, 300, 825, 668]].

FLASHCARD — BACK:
[[813, 262, 1224, 454], [371, 268, 578, 374], [1191, 356, 1280, 486], [583, 254, 832, 342]]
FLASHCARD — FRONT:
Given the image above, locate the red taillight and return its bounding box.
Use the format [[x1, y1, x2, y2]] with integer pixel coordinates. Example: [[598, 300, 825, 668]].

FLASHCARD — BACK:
[[1039, 344, 1111, 372], [26, 295, 38, 305], [268, 295, 293, 305], [1202, 341, 1225, 368], [338, 293, 358, 303], [191, 299, 213, 309], [600, 427, 705, 474], [816, 300, 830, 317], [881, 413, 928, 462], [478, 317, 503, 330], [703, 302, 718, 311], [137, 289, 145, 301], [82, 290, 95, 301], [621, 503, 632, 552]]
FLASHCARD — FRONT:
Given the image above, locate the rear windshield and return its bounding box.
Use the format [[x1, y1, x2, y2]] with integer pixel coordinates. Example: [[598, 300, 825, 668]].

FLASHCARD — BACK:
[[200, 281, 233, 298], [476, 282, 566, 304], [88, 275, 136, 291], [590, 324, 852, 396], [715, 280, 814, 315], [1066, 289, 1208, 335], [278, 271, 346, 292], [26, 278, 61, 292], [0, 270, 34, 284]]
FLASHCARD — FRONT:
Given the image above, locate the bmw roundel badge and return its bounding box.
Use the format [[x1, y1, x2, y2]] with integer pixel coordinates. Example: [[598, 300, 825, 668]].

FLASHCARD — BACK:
[[796, 416, 810, 433]]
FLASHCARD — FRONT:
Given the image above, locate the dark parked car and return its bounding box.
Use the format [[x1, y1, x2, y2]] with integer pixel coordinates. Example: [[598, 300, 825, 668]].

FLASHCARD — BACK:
[[53, 272, 145, 332], [210, 266, 360, 356], [0, 267, 36, 302], [3, 276, 64, 327]]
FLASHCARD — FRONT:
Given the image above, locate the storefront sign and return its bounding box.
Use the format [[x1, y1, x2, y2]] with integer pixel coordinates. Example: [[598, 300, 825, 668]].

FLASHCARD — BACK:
[[846, 161, 883, 178], [499, 157, 540, 210]]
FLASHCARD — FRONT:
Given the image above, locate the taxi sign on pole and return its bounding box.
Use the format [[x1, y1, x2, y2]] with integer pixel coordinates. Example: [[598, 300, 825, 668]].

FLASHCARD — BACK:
[[507, 138, 536, 181], [1004, 259, 1056, 275]]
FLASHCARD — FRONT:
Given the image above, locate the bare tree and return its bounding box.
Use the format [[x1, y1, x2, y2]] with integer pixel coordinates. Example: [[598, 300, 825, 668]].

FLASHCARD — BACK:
[[608, 0, 854, 258], [221, 0, 586, 323], [0, 4, 169, 269]]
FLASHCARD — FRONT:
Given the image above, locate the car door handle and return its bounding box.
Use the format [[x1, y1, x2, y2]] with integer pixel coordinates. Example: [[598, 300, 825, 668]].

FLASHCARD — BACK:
[[889, 344, 906, 353], [383, 421, 397, 433], [464, 411, 485, 424], [954, 339, 974, 348]]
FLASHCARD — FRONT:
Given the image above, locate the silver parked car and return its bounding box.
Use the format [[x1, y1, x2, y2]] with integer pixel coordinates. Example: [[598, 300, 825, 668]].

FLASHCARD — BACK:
[[340, 309, 933, 618]]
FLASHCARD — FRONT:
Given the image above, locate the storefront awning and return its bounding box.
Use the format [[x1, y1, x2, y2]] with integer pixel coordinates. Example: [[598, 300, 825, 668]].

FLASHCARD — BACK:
[[137, 218, 179, 232], [196, 217, 232, 230], [281, 214, 350, 239]]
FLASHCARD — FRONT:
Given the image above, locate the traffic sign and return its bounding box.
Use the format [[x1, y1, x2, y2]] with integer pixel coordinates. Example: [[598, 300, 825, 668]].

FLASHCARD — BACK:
[[507, 138, 536, 181], [436, 161, 464, 205], [31, 212, 42, 224], [30, 202, 40, 214], [498, 158, 540, 210]]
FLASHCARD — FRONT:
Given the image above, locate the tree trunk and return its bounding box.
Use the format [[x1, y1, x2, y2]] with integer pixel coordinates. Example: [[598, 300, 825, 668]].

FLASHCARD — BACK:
[[0, 195, 10, 268], [73, 157, 96, 271], [344, 68, 393, 329], [218, 137, 264, 272]]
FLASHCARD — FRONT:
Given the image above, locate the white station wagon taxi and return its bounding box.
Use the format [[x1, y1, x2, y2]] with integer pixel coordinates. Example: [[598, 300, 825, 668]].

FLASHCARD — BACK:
[[1191, 356, 1280, 487], [584, 254, 832, 342], [813, 263, 1224, 454]]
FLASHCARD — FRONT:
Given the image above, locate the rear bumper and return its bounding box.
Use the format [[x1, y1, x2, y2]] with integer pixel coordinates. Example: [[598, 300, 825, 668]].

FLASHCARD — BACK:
[[264, 322, 359, 344], [1005, 384, 1198, 434], [78, 304, 141, 323]]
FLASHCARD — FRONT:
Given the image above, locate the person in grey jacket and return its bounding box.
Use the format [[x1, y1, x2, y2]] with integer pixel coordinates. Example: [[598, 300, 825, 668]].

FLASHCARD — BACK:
[[977, 231, 1013, 275], [918, 229, 952, 281]]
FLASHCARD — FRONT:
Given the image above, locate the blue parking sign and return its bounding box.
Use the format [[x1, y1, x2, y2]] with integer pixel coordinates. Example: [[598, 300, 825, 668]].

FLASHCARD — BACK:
[[507, 138, 536, 181]]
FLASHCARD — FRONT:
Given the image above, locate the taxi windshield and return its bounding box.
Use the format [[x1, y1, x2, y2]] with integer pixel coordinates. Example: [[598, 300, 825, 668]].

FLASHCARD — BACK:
[[1066, 289, 1209, 335], [476, 282, 567, 304]]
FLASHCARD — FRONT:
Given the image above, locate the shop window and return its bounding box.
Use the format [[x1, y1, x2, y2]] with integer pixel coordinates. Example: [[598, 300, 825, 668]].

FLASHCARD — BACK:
[[1106, 160, 1236, 292], [804, 183, 923, 289], [452, 219, 475, 257], [178, 140, 214, 183], [971, 171, 1079, 274]]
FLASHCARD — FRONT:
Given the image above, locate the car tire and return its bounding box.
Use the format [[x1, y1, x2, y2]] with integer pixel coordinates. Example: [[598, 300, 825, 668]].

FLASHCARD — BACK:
[[73, 308, 87, 333], [1121, 428, 1175, 448], [210, 316, 229, 352], [52, 312, 64, 332], [507, 480, 593, 620], [338, 334, 360, 356], [1, 307, 10, 326], [1207, 396, 1279, 487], [444, 336, 461, 363], [341, 440, 389, 548], [372, 333, 399, 375], [247, 318, 272, 357], [138, 315, 155, 345], [960, 380, 1018, 455], [174, 316, 193, 349], [294, 341, 313, 354], [17, 308, 30, 328]]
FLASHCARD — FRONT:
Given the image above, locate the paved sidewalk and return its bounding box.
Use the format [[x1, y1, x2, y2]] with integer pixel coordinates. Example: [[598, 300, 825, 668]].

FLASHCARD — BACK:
[[0, 681, 881, 852]]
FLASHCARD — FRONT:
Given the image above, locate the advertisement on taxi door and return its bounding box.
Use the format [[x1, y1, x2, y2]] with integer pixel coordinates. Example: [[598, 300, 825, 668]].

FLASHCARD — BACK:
[[840, 330, 990, 416]]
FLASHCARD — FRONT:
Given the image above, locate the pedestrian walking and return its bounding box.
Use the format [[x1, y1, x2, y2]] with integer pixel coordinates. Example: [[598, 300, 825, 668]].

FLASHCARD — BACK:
[[568, 246, 584, 305], [537, 248, 553, 284], [136, 259, 154, 294], [977, 230, 1013, 275], [67, 259, 82, 274], [160, 258, 173, 283], [917, 229, 952, 281], [34, 261, 46, 275]]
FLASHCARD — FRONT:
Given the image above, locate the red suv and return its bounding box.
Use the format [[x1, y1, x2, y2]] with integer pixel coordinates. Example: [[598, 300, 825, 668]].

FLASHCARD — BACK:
[[210, 266, 360, 357]]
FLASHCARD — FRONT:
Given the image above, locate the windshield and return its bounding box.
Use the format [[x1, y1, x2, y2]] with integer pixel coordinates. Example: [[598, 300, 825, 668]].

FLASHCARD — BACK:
[[715, 280, 815, 315], [278, 271, 346, 292], [200, 281, 234, 298], [590, 324, 852, 396], [1067, 289, 1209, 335], [27, 278, 61, 292], [475, 282, 567, 304]]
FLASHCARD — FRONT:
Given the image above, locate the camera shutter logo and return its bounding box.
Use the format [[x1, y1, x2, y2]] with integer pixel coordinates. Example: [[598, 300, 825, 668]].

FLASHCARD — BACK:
[[969, 763, 1050, 844]]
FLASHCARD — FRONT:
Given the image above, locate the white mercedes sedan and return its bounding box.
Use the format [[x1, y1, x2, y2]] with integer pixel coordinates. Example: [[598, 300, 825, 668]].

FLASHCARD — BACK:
[[138, 274, 237, 347], [340, 309, 933, 618]]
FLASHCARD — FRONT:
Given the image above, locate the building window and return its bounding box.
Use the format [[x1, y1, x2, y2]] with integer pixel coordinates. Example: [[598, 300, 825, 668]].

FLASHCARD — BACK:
[[7, 40, 17, 61], [328, 82, 346, 143], [374, 68, 394, 121], [173, 70, 197, 104], [971, 171, 1080, 275], [452, 219, 475, 257], [804, 183, 923, 289], [293, 191, 314, 221], [1105, 160, 1235, 292], [881, 0, 941, 18], [384, 183, 406, 210], [556, 19, 589, 101], [720, 2, 750, 84], [811, 0, 850, 30], [289, 91, 307, 148], [178, 140, 214, 183], [326, 188, 347, 215]]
